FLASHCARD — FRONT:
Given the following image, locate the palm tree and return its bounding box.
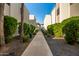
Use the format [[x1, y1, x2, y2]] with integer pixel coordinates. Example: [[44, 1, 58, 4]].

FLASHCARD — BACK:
[[0, 3, 5, 46], [20, 3, 24, 40]]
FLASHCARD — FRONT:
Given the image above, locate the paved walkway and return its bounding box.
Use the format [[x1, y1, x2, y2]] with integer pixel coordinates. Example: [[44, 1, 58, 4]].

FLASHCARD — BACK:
[[22, 31, 53, 56]]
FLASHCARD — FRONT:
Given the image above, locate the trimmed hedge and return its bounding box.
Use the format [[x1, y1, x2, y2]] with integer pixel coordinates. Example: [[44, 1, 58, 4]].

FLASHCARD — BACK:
[[47, 24, 54, 35], [61, 16, 79, 29], [62, 16, 79, 45], [18, 23, 36, 42], [29, 24, 35, 38], [53, 23, 63, 37], [24, 23, 30, 35], [47, 23, 62, 37], [18, 23, 30, 35], [4, 16, 17, 43]]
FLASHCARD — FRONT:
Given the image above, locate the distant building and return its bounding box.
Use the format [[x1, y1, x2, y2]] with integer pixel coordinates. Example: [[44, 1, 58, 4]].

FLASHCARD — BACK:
[[44, 15, 52, 30], [40, 24, 44, 29], [29, 15, 37, 27]]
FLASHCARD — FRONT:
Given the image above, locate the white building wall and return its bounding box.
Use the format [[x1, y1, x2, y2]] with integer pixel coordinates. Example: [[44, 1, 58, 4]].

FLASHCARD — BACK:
[[29, 15, 35, 20], [51, 7, 56, 24], [24, 6, 29, 23], [29, 15, 37, 27], [4, 4, 10, 16], [70, 3, 79, 16], [44, 15, 52, 30], [4, 3, 30, 36], [10, 3, 21, 22], [59, 3, 70, 22]]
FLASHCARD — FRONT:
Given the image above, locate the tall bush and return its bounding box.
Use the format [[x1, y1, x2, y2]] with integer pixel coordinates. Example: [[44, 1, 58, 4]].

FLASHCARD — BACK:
[[53, 23, 63, 37], [62, 16, 79, 45], [29, 25, 35, 38], [18, 23, 30, 35], [4, 16, 17, 43], [18, 23, 36, 42], [47, 24, 54, 35], [47, 23, 62, 37], [61, 16, 79, 29]]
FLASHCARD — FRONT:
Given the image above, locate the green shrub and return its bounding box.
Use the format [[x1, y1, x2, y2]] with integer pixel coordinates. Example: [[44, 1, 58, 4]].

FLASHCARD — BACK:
[[62, 17, 79, 45], [33, 29, 38, 35], [22, 35, 29, 43], [18, 23, 30, 35], [47, 24, 54, 35], [29, 25, 35, 38], [24, 23, 30, 35], [61, 16, 79, 30], [41, 29, 47, 35], [18, 23, 30, 42], [29, 25, 35, 34], [18, 23, 36, 42], [4, 16, 17, 43], [47, 23, 62, 37], [53, 23, 63, 37]]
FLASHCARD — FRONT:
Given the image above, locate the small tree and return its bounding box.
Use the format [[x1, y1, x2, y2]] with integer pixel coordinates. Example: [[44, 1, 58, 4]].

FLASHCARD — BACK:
[[20, 3, 24, 41]]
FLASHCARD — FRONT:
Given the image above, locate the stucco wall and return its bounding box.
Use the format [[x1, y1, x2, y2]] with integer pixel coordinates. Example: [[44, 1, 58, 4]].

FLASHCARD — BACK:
[[51, 7, 56, 24], [24, 6, 29, 23], [59, 3, 70, 22], [44, 15, 52, 30], [4, 4, 10, 16], [70, 3, 79, 16], [10, 3, 21, 22], [55, 3, 60, 23], [29, 15, 37, 27]]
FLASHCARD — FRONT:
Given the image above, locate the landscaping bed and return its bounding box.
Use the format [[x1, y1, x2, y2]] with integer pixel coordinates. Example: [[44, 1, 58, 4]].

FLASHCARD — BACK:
[[42, 29, 79, 56], [0, 34, 36, 56], [0, 16, 38, 56]]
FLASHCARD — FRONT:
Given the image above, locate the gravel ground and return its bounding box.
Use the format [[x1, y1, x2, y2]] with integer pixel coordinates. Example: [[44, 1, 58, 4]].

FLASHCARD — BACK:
[[46, 36, 79, 56]]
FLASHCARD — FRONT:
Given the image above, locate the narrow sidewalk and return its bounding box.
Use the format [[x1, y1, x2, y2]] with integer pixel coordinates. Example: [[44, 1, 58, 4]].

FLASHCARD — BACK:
[[21, 31, 53, 56]]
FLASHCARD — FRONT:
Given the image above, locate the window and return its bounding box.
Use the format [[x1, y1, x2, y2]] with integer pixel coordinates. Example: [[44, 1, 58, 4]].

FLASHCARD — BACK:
[[57, 8, 59, 15], [70, 3, 73, 5], [7, 3, 10, 6]]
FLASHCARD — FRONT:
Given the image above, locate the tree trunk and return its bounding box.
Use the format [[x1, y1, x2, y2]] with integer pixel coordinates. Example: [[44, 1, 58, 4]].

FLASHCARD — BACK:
[[0, 3, 5, 46], [20, 3, 24, 40]]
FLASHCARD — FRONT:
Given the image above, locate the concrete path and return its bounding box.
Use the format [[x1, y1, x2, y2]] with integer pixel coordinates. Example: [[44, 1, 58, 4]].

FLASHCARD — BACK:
[[22, 31, 53, 56]]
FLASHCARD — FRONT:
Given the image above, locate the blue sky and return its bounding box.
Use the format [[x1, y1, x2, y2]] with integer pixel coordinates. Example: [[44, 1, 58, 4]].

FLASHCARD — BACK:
[[25, 3, 56, 24]]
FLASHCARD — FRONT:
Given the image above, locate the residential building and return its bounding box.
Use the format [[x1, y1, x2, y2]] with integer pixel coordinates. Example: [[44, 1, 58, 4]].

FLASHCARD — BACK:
[[44, 15, 52, 30], [24, 6, 29, 23], [55, 3, 79, 23], [4, 3, 29, 36], [29, 15, 37, 27], [4, 3, 29, 23], [4, 3, 11, 16], [51, 7, 56, 24], [4, 3, 21, 22]]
